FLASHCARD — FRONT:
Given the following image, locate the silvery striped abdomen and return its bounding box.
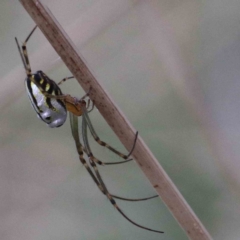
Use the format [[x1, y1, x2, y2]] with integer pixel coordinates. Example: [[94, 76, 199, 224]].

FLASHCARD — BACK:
[[25, 70, 67, 128]]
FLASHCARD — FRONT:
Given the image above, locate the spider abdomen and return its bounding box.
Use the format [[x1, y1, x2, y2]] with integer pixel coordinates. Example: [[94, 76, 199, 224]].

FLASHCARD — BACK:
[[25, 70, 67, 128]]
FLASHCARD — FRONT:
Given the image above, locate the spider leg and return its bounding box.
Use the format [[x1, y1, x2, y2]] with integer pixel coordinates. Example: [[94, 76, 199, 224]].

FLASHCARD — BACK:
[[82, 116, 158, 201], [86, 99, 95, 113], [111, 194, 158, 202], [15, 26, 38, 77], [70, 112, 124, 192], [58, 76, 75, 86], [78, 114, 163, 233], [22, 25, 38, 76], [82, 111, 133, 165], [70, 113, 132, 195], [83, 107, 137, 163], [15, 38, 28, 73], [70, 112, 104, 193]]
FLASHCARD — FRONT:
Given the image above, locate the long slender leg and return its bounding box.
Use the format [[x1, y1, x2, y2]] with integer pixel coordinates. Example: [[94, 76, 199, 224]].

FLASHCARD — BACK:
[[58, 76, 75, 86], [83, 107, 138, 160], [111, 194, 158, 202], [71, 113, 157, 203], [77, 114, 163, 233], [86, 99, 95, 113], [70, 113, 104, 193], [82, 114, 132, 165], [15, 25, 38, 77], [15, 38, 27, 72], [82, 115, 158, 201], [21, 25, 38, 77]]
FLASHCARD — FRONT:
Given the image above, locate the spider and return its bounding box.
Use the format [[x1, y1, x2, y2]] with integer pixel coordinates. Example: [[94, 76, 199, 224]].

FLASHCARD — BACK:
[[15, 26, 163, 234]]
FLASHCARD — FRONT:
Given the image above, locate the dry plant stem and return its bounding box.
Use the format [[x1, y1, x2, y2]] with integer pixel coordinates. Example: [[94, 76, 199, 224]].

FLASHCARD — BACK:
[[19, 0, 213, 239]]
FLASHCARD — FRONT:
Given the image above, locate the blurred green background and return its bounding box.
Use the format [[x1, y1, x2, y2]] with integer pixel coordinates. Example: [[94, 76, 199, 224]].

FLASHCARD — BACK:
[[1, 0, 240, 239]]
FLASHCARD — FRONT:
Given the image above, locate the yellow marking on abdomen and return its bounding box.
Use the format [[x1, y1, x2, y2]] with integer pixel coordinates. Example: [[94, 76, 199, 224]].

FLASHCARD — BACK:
[[45, 83, 50, 91]]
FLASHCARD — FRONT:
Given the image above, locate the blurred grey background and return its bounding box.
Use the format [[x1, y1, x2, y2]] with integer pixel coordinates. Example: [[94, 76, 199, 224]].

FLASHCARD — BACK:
[[1, 0, 240, 239]]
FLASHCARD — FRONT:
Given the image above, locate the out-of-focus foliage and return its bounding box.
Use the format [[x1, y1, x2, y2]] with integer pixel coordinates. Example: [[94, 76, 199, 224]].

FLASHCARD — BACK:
[[1, 1, 240, 239]]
